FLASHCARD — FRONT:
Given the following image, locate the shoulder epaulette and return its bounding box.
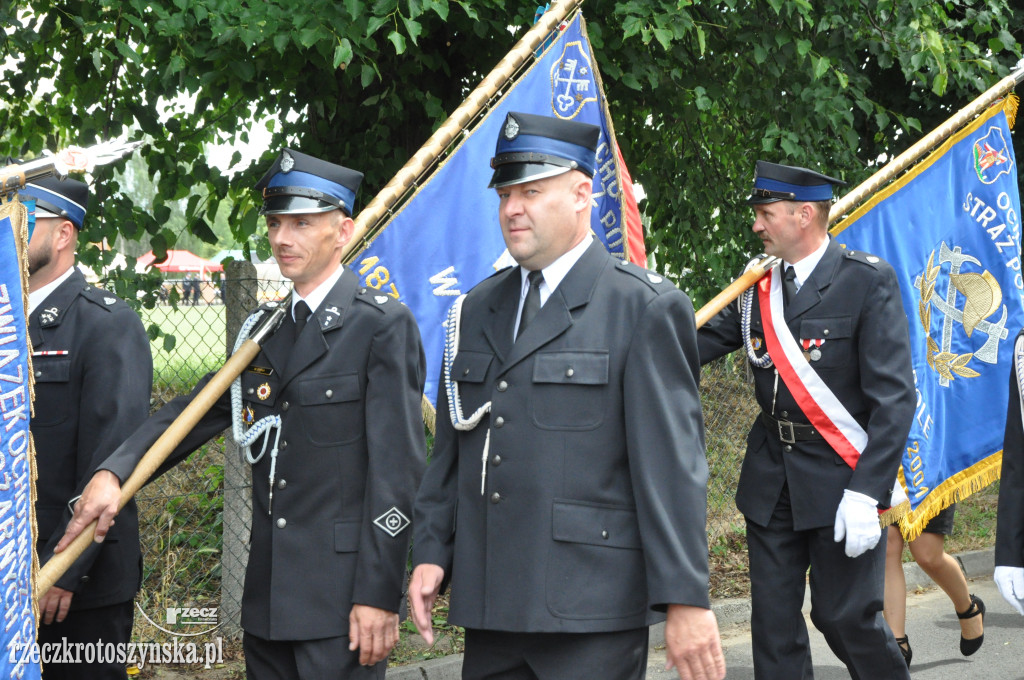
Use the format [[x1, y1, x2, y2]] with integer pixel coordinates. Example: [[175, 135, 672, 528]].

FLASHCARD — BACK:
[[613, 259, 676, 293], [354, 287, 392, 313], [79, 285, 127, 312], [842, 248, 884, 269]]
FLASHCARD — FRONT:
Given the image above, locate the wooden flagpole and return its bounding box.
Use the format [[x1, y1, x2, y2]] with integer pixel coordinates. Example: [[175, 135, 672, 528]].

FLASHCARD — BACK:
[[695, 66, 1024, 328], [36, 304, 289, 598], [340, 0, 584, 262]]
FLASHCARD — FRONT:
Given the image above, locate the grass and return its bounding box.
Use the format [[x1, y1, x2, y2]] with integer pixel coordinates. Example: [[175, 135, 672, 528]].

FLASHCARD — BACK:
[[142, 304, 227, 395]]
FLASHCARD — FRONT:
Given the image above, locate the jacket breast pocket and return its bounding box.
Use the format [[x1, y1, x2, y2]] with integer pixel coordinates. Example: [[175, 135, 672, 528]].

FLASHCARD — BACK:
[[298, 373, 362, 446], [241, 368, 279, 408], [531, 351, 608, 430], [547, 500, 645, 619], [799, 316, 852, 370], [32, 356, 71, 426], [450, 350, 494, 411]]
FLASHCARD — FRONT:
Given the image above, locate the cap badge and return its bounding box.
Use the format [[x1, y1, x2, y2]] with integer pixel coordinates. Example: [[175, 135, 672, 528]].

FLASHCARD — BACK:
[[503, 117, 520, 140], [280, 151, 295, 173]]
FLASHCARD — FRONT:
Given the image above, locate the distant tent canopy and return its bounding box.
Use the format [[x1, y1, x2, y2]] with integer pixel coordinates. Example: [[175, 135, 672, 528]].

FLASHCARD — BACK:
[[136, 250, 224, 277]]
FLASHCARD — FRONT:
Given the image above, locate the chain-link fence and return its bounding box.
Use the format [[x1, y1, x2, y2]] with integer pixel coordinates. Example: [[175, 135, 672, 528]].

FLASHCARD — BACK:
[[132, 262, 278, 644], [128, 264, 758, 644]]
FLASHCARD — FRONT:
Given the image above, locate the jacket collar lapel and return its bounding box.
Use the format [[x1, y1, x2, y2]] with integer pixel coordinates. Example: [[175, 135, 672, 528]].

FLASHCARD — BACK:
[[266, 268, 358, 389], [500, 240, 608, 373], [784, 238, 841, 322], [29, 269, 86, 348]]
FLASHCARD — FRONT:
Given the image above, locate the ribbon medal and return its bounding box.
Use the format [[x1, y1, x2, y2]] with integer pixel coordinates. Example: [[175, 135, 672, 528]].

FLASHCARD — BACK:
[[801, 338, 824, 362]]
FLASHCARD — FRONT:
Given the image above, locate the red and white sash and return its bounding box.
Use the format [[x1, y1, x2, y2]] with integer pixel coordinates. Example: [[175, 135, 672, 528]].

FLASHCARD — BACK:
[[758, 269, 867, 469]]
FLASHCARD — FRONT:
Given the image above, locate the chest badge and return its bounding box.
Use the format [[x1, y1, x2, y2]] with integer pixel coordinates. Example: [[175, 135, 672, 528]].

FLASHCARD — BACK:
[[39, 306, 60, 325], [256, 383, 272, 400], [241, 405, 255, 425]]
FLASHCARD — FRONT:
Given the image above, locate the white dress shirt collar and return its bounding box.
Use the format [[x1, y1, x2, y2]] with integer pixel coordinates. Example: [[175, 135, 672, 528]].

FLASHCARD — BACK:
[[28, 265, 76, 315], [292, 264, 345, 319], [785, 237, 830, 291]]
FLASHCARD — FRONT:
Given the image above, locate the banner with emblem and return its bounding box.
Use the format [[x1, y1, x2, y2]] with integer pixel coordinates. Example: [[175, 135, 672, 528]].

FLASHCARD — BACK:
[[0, 198, 42, 680], [832, 97, 1023, 538], [345, 10, 644, 418]]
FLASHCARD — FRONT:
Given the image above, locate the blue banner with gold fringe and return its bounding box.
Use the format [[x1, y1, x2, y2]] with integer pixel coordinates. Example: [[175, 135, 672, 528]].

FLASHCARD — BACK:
[[346, 11, 639, 417], [833, 99, 1023, 538], [0, 207, 41, 680]]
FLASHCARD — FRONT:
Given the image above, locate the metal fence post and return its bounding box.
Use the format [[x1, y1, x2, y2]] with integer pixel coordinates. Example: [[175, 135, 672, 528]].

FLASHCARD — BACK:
[[220, 260, 256, 638]]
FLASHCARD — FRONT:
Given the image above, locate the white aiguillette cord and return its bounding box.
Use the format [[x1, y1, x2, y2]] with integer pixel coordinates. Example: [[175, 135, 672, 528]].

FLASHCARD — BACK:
[[442, 295, 493, 495], [230, 304, 284, 514]]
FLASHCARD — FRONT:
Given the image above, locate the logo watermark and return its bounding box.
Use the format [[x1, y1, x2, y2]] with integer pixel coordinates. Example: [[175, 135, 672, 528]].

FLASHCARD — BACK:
[[8, 637, 224, 670]]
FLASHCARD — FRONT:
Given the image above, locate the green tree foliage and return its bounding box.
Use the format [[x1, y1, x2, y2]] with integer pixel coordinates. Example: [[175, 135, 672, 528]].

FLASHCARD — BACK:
[[1, 0, 1020, 305]]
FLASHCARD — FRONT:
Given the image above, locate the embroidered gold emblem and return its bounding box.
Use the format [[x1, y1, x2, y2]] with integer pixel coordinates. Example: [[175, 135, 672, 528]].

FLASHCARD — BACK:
[[916, 243, 1009, 385]]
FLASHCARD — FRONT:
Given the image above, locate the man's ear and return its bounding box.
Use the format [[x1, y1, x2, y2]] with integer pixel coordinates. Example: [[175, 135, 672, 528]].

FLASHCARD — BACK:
[[571, 173, 592, 211], [799, 202, 815, 228], [54, 219, 77, 253], [337, 214, 356, 249]]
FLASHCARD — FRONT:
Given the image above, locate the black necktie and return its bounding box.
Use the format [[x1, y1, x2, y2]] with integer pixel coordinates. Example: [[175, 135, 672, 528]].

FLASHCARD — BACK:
[[783, 266, 798, 307], [518, 270, 544, 339], [293, 301, 311, 342]]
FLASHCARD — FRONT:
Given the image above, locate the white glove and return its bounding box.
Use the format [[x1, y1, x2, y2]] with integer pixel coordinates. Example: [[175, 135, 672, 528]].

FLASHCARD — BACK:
[[994, 566, 1024, 615], [834, 489, 882, 558]]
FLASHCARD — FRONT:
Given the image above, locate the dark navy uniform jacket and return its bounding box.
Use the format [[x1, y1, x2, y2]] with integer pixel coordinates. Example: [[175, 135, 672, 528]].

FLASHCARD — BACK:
[[697, 239, 915, 529], [414, 240, 710, 633], [99, 267, 427, 640], [998, 329, 1024, 568], [33, 268, 153, 610]]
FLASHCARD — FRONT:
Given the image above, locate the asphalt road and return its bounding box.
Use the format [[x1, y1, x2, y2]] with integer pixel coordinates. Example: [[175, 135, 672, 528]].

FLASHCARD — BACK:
[[646, 576, 1024, 679]]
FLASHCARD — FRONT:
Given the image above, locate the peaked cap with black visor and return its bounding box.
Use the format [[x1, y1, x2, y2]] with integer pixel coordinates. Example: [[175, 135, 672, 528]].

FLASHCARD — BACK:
[[255, 148, 363, 216], [17, 171, 89, 230], [745, 160, 847, 205], [488, 112, 600, 189]]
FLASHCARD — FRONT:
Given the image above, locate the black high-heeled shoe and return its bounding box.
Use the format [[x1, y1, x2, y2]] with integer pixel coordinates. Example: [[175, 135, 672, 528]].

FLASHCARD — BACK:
[[957, 594, 985, 656], [894, 635, 912, 667]]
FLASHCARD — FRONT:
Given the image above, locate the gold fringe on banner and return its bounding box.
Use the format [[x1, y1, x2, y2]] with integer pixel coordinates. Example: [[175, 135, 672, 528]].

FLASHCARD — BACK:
[[894, 452, 1003, 541], [1006, 93, 1019, 130], [0, 196, 41, 631]]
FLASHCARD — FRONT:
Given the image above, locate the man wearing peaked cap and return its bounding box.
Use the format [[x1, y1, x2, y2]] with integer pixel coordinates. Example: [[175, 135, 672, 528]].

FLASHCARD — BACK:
[[26, 174, 153, 680], [699, 159, 914, 679], [411, 111, 724, 679], [57, 149, 427, 679]]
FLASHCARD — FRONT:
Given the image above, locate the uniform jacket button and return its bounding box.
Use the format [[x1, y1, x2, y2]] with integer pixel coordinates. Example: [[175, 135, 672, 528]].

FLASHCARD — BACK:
[[280, 440, 287, 449], [281, 401, 290, 411], [80, 575, 90, 583], [780, 411, 788, 418], [325, 389, 333, 398], [497, 380, 508, 392], [565, 367, 574, 378], [601, 530, 609, 539], [490, 492, 501, 504], [784, 445, 793, 453], [277, 518, 287, 528], [277, 478, 287, 489], [494, 416, 504, 428], [492, 455, 502, 466]]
